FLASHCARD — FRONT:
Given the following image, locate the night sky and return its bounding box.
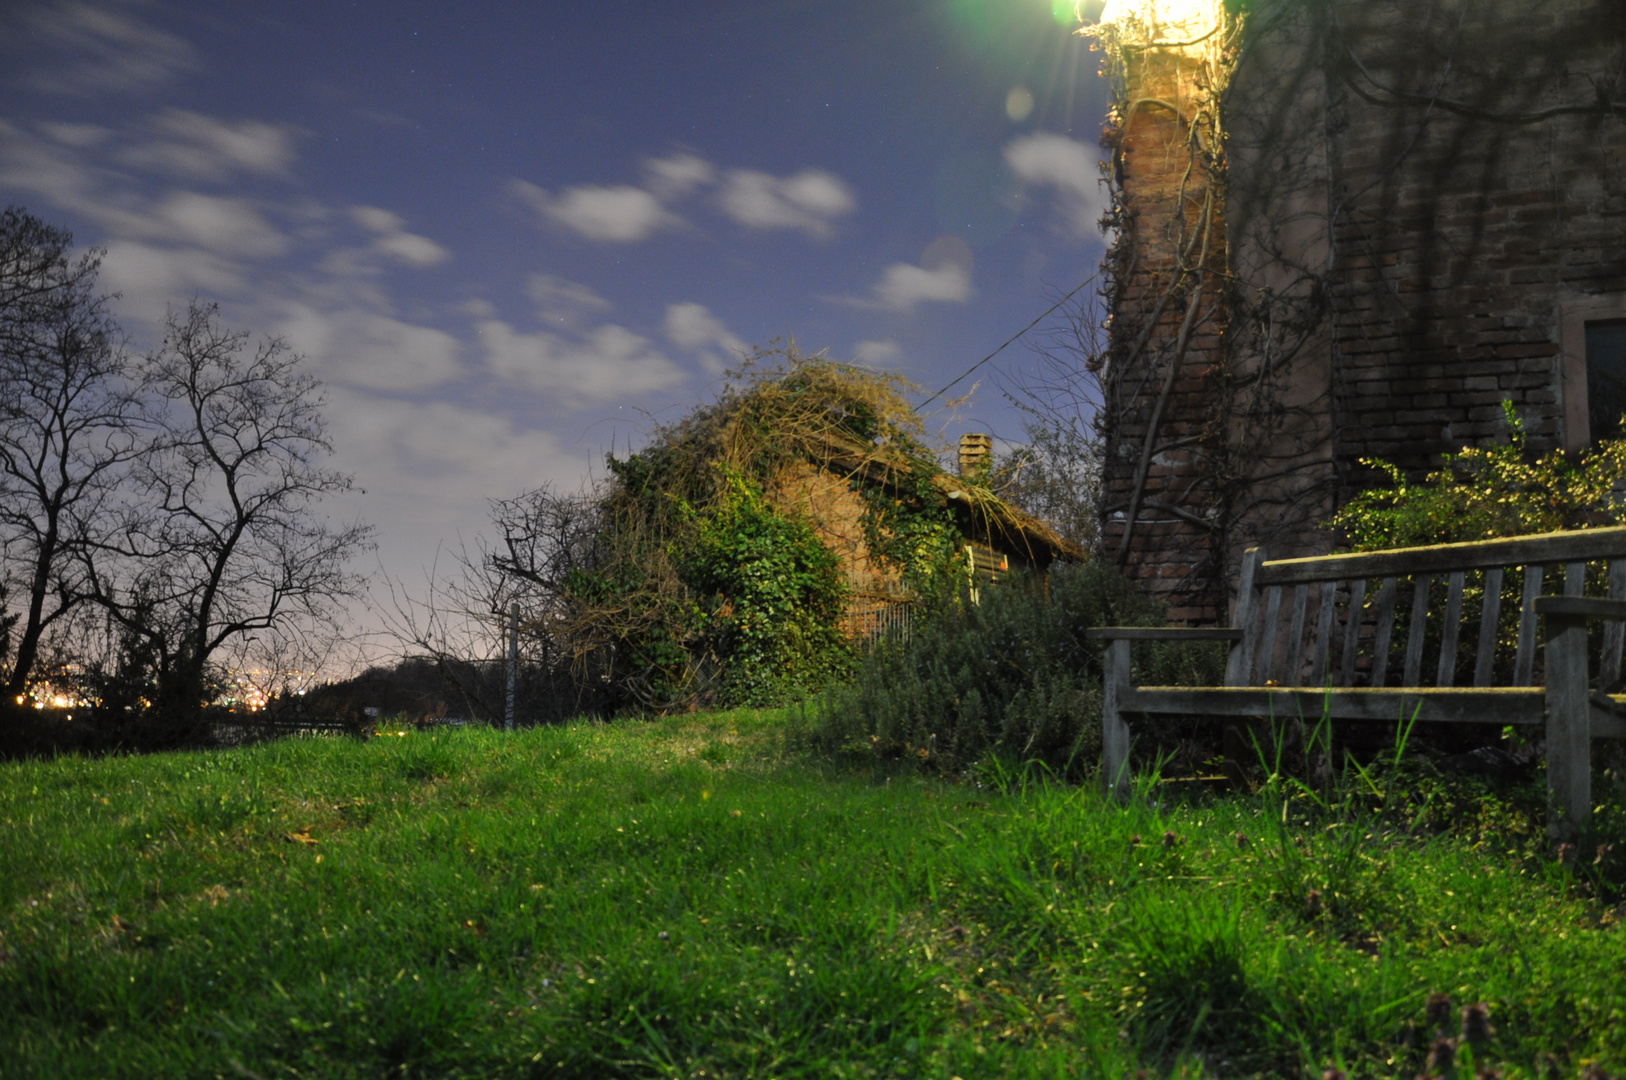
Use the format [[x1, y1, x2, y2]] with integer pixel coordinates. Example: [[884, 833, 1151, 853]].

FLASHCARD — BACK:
[[0, 0, 1112, 649]]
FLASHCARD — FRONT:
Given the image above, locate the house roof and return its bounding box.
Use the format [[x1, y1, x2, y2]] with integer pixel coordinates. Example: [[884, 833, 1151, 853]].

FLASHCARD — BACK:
[[813, 432, 1086, 567]]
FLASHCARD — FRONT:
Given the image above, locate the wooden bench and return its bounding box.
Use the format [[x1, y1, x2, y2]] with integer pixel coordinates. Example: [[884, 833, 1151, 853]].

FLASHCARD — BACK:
[[1087, 526, 1626, 834]]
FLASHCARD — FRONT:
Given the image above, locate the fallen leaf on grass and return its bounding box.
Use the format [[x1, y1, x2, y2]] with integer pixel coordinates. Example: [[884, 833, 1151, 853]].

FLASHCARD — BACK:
[[202, 885, 229, 906], [283, 828, 318, 845]]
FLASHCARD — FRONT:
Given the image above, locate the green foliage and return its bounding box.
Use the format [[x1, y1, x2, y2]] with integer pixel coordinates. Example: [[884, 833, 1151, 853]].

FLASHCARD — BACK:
[[678, 473, 852, 706], [1330, 400, 1626, 550], [817, 562, 1227, 780], [853, 455, 964, 601]]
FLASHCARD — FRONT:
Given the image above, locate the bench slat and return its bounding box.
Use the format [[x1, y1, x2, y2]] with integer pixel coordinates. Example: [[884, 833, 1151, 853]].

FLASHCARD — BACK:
[[1254, 526, 1626, 585], [1286, 583, 1309, 686], [1310, 580, 1337, 685], [1534, 596, 1626, 619], [1119, 685, 1545, 725], [1513, 564, 1544, 686], [1226, 547, 1266, 687], [1403, 575, 1431, 687], [1340, 578, 1366, 688], [1566, 561, 1587, 597], [1475, 567, 1503, 687], [1371, 577, 1399, 688], [1437, 571, 1465, 687], [1118, 687, 1626, 739], [1258, 585, 1283, 684], [1604, 559, 1626, 688]]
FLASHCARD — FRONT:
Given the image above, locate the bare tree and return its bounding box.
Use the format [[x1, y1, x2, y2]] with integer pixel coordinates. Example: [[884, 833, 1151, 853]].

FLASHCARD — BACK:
[[93, 301, 373, 727], [0, 206, 145, 703], [995, 283, 1109, 556], [377, 485, 616, 725]]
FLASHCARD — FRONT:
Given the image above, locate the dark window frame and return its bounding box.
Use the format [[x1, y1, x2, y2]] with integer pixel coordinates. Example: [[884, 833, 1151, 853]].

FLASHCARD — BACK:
[[1560, 297, 1626, 452]]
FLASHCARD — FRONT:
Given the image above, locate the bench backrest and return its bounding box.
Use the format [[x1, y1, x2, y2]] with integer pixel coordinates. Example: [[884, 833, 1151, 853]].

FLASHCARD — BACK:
[[1231, 526, 1626, 690]]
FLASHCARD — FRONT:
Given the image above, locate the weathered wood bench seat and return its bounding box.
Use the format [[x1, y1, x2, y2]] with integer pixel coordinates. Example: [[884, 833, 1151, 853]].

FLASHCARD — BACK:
[[1087, 527, 1626, 833]]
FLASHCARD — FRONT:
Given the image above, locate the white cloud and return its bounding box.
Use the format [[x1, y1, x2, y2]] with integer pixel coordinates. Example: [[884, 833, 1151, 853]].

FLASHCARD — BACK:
[[0, 118, 106, 211], [0, 120, 299, 266], [664, 302, 746, 354], [853, 339, 902, 367], [511, 179, 679, 243], [146, 191, 288, 257], [479, 319, 687, 402], [351, 206, 403, 234], [645, 153, 715, 199], [118, 109, 298, 180], [325, 392, 592, 519], [526, 274, 612, 328], [19, 1, 200, 95], [664, 301, 748, 374], [99, 241, 249, 321], [277, 305, 463, 392], [1004, 133, 1108, 238], [350, 205, 450, 267], [39, 121, 112, 148], [866, 260, 974, 312], [373, 232, 447, 267], [718, 168, 855, 237]]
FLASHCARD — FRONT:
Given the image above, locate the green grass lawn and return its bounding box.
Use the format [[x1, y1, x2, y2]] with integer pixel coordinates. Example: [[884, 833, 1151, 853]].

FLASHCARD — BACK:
[[2, 709, 1624, 1079]]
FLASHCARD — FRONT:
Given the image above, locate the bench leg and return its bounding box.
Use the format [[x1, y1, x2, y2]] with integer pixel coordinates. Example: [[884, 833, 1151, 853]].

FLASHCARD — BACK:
[[1102, 638, 1132, 801], [1222, 722, 1251, 788], [1545, 613, 1592, 839]]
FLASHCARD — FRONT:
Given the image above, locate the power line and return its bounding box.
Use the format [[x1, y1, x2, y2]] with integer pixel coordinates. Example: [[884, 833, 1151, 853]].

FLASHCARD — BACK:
[[919, 276, 1096, 408]]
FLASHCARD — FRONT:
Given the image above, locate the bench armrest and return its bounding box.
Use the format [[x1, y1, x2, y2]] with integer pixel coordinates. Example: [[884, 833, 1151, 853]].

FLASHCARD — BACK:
[[1084, 627, 1244, 642], [1533, 596, 1626, 621]]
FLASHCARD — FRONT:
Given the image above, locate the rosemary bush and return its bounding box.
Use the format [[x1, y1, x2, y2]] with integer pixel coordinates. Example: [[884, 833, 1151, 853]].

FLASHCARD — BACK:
[[817, 562, 1226, 781]]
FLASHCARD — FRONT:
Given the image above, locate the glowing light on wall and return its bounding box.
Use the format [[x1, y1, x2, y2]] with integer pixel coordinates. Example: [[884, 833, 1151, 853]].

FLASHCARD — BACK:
[[1097, 0, 1218, 39]]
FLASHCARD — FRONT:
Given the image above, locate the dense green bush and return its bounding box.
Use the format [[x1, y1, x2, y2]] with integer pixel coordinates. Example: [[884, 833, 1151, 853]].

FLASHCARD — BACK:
[[1330, 400, 1626, 549], [816, 562, 1227, 781], [1326, 401, 1626, 687], [675, 473, 852, 706]]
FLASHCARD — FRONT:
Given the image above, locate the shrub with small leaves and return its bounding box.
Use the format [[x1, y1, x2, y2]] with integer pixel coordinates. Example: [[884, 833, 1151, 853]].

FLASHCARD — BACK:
[[816, 561, 1226, 780], [1329, 400, 1626, 550]]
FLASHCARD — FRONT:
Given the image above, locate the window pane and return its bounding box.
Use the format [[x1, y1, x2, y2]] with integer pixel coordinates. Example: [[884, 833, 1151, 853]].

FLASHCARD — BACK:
[[1587, 319, 1626, 442]]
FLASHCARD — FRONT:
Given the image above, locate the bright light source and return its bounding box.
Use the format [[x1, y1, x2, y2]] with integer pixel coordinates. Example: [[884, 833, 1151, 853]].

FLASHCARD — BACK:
[[1098, 0, 1218, 38]]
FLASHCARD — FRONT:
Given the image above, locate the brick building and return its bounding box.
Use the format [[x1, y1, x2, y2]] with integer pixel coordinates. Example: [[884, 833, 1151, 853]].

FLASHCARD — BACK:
[[1096, 0, 1626, 623]]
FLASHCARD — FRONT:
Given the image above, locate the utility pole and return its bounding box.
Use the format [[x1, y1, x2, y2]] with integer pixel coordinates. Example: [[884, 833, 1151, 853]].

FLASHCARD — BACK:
[[505, 603, 519, 731]]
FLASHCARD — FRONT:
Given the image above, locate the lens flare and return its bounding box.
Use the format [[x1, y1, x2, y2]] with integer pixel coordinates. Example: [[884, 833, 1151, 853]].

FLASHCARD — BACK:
[[1006, 85, 1035, 120]]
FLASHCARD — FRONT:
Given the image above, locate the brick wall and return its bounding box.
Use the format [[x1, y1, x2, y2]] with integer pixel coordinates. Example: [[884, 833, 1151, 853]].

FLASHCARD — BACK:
[[1100, 45, 1230, 625], [1103, 0, 1626, 623], [1324, 0, 1626, 473]]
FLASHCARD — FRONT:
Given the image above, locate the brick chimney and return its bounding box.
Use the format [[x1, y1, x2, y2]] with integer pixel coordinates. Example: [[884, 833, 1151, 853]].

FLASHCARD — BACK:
[[958, 432, 993, 479]]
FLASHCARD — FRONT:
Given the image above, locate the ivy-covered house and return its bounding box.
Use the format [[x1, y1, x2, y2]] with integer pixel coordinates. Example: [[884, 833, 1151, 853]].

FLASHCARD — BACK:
[[772, 430, 1083, 636], [561, 355, 1081, 711]]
